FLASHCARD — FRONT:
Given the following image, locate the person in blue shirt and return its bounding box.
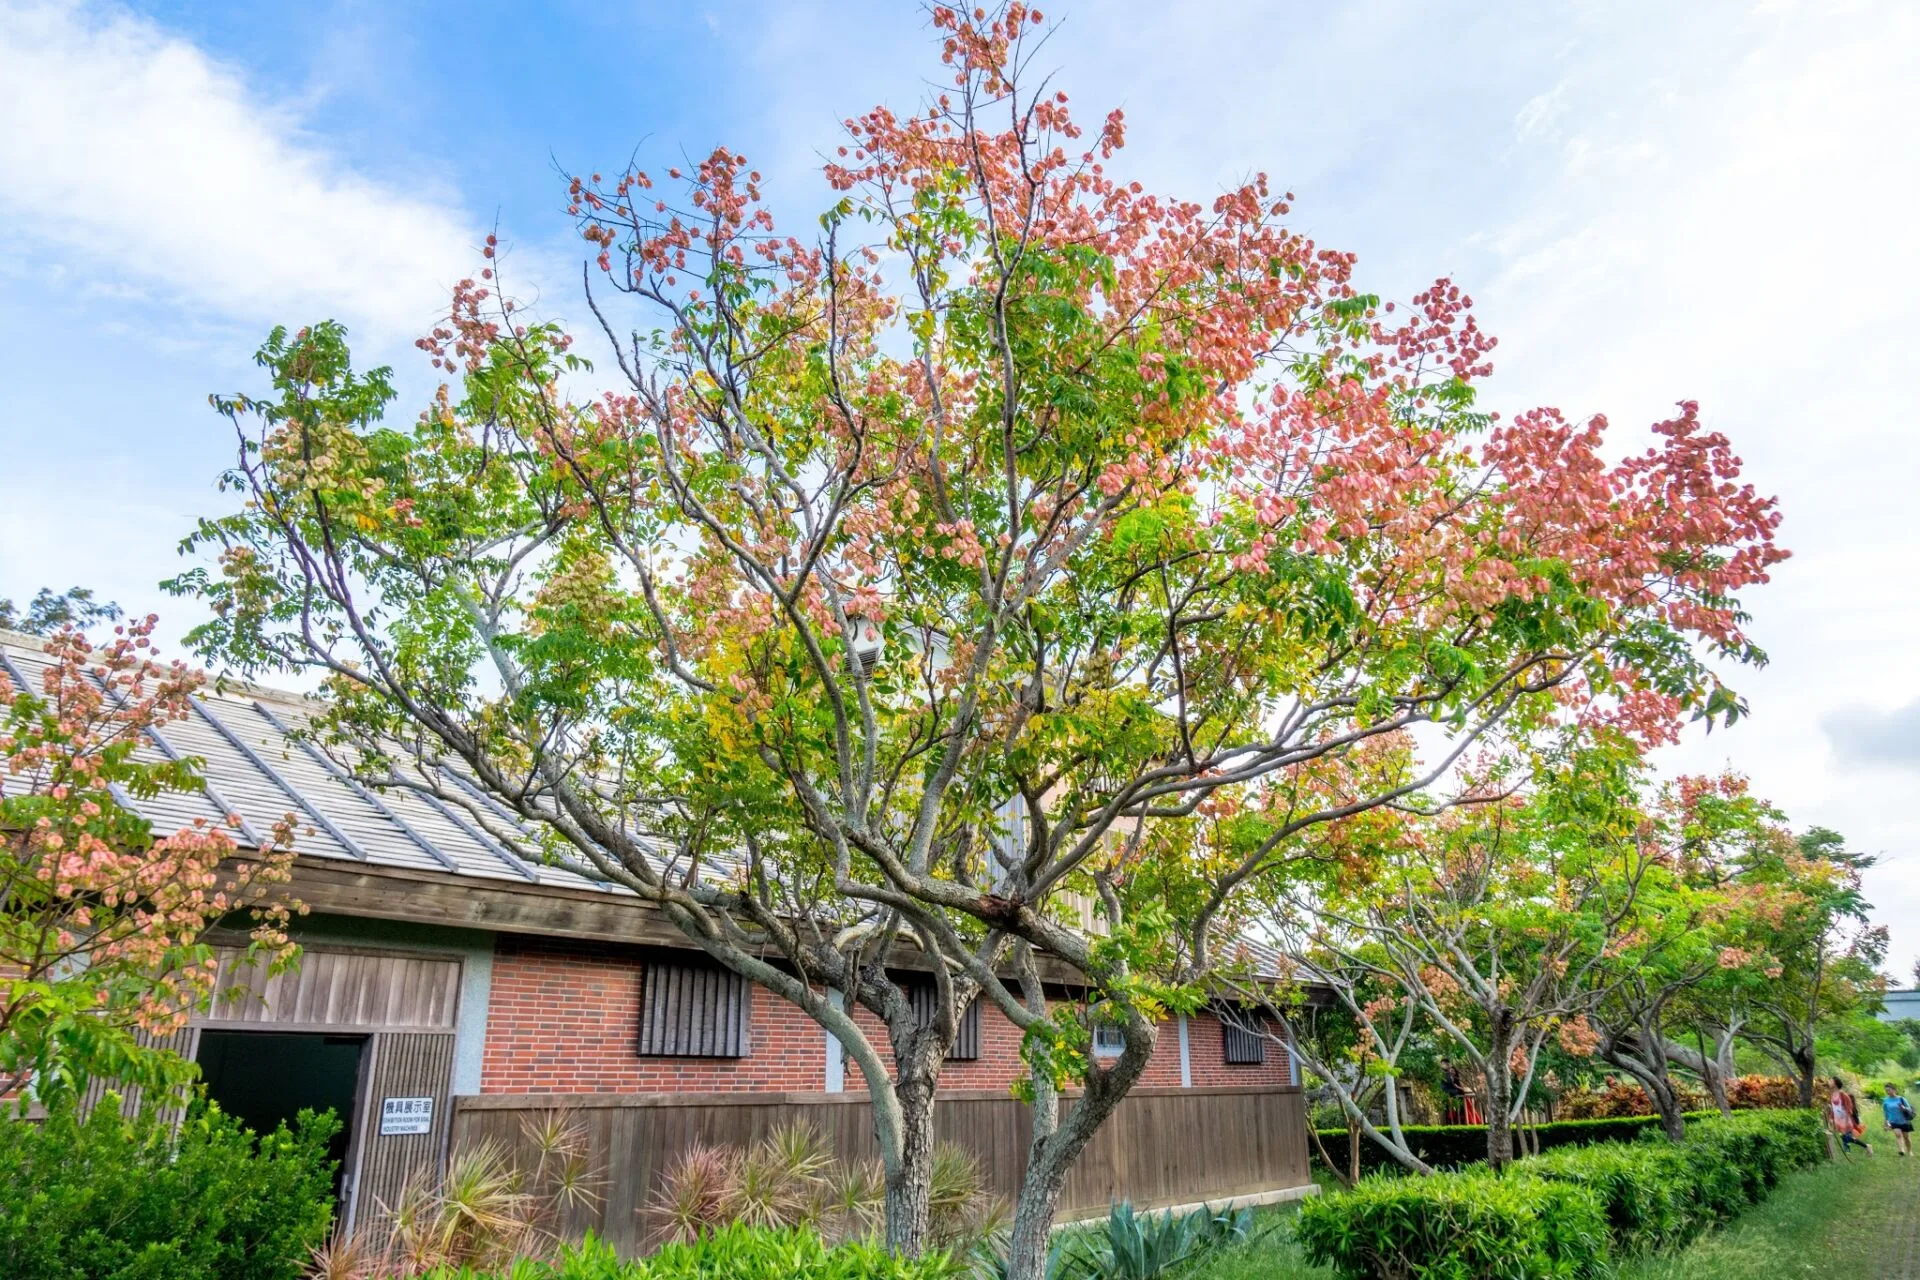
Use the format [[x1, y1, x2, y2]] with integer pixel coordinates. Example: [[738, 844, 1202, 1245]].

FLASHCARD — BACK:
[[1882, 1083, 1914, 1157]]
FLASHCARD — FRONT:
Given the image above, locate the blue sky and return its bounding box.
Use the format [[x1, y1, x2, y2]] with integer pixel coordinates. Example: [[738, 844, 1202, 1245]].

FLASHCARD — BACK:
[[4, 0, 1919, 964]]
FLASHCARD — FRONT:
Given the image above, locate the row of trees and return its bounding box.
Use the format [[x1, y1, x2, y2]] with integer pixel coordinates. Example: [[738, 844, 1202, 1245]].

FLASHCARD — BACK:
[[1243, 747, 1885, 1174], [0, 5, 1806, 1277]]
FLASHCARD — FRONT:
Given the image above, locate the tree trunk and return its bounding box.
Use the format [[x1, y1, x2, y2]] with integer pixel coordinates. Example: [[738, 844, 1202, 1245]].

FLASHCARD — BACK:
[[1602, 1037, 1687, 1143], [1486, 1093, 1513, 1168], [1003, 1025, 1154, 1280], [1706, 1060, 1732, 1117], [1670, 1026, 1737, 1117], [1713, 1030, 1738, 1117], [1654, 1082, 1687, 1142], [1484, 1018, 1515, 1169], [1795, 1051, 1817, 1109], [1636, 1064, 1687, 1143], [1702, 1029, 1733, 1117], [1348, 1122, 1361, 1185], [1306, 1123, 1353, 1189], [1484, 1062, 1513, 1168], [883, 1070, 937, 1255]]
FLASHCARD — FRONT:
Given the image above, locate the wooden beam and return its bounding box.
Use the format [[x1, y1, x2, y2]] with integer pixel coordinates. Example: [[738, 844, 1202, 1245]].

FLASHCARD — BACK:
[[274, 857, 1096, 983], [272, 856, 1324, 999], [281, 857, 694, 948], [453, 1083, 1304, 1111]]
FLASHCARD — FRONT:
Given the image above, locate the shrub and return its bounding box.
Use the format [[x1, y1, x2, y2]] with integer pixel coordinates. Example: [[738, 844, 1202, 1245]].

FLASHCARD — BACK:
[[1665, 1109, 1825, 1213], [0, 1094, 336, 1280], [1726, 1075, 1801, 1110], [1556, 1079, 1710, 1120], [645, 1124, 1004, 1253], [1297, 1107, 1826, 1279], [314, 1112, 605, 1278], [1311, 1113, 1685, 1177], [1295, 1171, 1610, 1280], [1522, 1142, 1699, 1254]]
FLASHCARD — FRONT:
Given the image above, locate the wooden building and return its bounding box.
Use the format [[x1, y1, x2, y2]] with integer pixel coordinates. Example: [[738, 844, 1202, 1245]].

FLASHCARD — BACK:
[[0, 629, 1313, 1244]]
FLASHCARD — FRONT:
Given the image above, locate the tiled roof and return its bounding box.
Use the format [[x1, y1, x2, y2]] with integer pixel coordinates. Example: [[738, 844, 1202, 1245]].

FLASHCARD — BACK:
[[0, 629, 631, 894]]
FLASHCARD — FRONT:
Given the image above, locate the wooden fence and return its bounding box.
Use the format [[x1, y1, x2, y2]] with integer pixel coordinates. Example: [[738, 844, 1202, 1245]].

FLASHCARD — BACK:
[[452, 1085, 1309, 1255]]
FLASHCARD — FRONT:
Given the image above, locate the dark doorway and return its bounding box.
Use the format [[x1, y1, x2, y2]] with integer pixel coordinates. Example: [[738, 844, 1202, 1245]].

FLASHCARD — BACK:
[[197, 1030, 366, 1199]]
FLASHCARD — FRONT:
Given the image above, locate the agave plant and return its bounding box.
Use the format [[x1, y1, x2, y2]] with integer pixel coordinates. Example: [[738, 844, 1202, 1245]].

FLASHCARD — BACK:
[[1051, 1201, 1257, 1280], [432, 1140, 537, 1267], [642, 1126, 1010, 1259], [303, 1232, 386, 1280], [729, 1121, 836, 1231]]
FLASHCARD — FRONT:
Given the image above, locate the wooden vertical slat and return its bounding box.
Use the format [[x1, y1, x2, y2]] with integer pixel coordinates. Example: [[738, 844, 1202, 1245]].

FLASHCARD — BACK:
[[638, 961, 749, 1057], [907, 983, 982, 1060], [199, 948, 460, 1031], [449, 1085, 1309, 1255], [350, 1031, 456, 1245], [1221, 1020, 1266, 1065], [76, 1024, 199, 1122]]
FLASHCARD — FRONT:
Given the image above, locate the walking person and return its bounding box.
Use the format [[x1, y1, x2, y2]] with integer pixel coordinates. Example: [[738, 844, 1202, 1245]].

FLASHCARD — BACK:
[[1882, 1082, 1914, 1157], [1830, 1076, 1874, 1156]]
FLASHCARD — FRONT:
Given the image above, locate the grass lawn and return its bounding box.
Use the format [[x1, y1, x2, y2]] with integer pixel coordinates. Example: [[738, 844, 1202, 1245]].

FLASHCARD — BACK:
[[1186, 1128, 1917, 1280], [1616, 1138, 1917, 1280]]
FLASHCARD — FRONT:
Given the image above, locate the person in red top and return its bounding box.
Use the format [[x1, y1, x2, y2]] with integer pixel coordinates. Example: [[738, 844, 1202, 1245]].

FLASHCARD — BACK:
[[1830, 1076, 1874, 1156]]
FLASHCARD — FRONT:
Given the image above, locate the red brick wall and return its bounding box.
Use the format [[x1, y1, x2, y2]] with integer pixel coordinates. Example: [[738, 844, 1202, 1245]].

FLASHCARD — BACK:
[[480, 936, 1291, 1094], [1184, 1012, 1293, 1087], [482, 936, 827, 1093]]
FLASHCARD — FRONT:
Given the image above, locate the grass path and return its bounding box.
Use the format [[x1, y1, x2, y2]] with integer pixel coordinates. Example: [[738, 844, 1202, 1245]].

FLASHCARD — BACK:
[[1615, 1140, 1917, 1280]]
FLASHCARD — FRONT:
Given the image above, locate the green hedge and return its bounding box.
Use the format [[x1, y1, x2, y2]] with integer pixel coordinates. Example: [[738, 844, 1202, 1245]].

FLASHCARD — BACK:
[[1291, 1171, 1610, 1280], [1295, 1109, 1825, 1280], [1312, 1112, 1710, 1176]]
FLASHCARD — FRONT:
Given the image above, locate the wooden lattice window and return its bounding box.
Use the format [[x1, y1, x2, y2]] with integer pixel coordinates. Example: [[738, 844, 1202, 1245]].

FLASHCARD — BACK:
[[638, 961, 751, 1058], [1222, 1017, 1267, 1066], [909, 982, 982, 1061]]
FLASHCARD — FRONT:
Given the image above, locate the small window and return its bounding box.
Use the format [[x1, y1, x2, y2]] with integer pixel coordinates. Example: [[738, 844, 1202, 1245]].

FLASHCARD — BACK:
[[909, 981, 982, 1061], [1222, 1018, 1266, 1066], [639, 961, 751, 1057], [1092, 1024, 1126, 1057]]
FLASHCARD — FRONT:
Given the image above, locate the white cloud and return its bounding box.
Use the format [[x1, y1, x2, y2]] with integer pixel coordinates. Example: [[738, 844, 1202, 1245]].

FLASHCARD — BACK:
[[0, 0, 475, 343], [1825, 702, 1920, 771], [1463, 0, 1920, 967]]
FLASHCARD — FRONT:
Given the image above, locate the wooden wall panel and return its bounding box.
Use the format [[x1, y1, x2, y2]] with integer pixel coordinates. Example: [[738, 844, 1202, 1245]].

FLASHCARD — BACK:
[[448, 1086, 1308, 1255], [204, 946, 461, 1032], [77, 1024, 199, 1121], [349, 1032, 457, 1240]]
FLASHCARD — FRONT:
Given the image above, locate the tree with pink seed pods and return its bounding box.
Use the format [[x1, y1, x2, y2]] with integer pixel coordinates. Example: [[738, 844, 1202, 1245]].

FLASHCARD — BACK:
[[0, 617, 297, 1108], [172, 6, 1784, 1268]]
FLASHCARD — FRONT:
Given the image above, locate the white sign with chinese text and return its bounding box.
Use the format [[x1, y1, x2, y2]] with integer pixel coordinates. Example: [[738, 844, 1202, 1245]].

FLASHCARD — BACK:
[[380, 1096, 434, 1135]]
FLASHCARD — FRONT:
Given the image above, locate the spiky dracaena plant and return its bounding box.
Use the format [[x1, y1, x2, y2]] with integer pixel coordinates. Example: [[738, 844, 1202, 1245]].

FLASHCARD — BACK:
[[648, 1143, 737, 1246]]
